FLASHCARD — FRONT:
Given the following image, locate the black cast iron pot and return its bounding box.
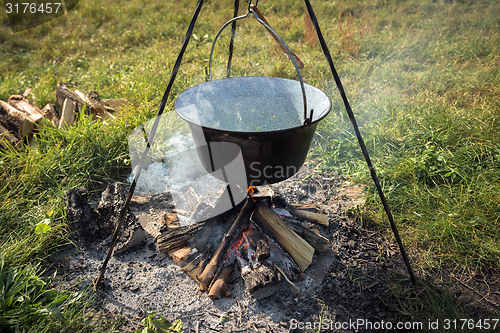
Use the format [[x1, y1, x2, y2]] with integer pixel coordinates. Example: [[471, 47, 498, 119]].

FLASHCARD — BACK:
[[174, 76, 331, 186]]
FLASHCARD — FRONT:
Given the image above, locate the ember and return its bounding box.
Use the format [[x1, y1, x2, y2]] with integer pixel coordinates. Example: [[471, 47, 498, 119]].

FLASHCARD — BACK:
[[157, 185, 330, 300]]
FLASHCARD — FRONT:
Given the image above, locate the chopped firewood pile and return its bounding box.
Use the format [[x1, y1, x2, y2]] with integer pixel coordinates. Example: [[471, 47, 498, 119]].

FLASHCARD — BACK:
[[0, 83, 128, 148], [157, 186, 331, 300]]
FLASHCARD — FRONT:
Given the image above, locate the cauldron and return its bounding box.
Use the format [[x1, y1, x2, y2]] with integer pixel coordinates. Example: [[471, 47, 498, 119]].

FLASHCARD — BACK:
[[174, 76, 331, 186], [174, 7, 331, 186]]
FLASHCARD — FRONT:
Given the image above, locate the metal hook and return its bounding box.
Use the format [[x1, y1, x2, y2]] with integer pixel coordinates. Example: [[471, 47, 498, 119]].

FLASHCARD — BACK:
[[208, 2, 310, 125], [247, 0, 259, 12]]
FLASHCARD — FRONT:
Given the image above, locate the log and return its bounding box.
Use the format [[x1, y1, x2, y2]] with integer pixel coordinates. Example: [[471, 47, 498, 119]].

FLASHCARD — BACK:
[[41, 103, 61, 127], [253, 196, 272, 207], [251, 203, 314, 272], [0, 102, 23, 142], [288, 222, 328, 254], [190, 200, 241, 255], [56, 82, 84, 111], [189, 184, 244, 254], [88, 91, 117, 118], [102, 98, 129, 111], [242, 261, 282, 300], [168, 246, 194, 265], [181, 252, 209, 283], [0, 123, 19, 148], [299, 227, 328, 254], [163, 212, 179, 228], [157, 222, 204, 254], [58, 99, 76, 130], [0, 100, 36, 137], [208, 265, 232, 299], [289, 208, 329, 227], [288, 203, 318, 211], [197, 198, 256, 291], [7, 94, 44, 124], [186, 255, 208, 283], [74, 90, 106, 118], [181, 252, 203, 273]]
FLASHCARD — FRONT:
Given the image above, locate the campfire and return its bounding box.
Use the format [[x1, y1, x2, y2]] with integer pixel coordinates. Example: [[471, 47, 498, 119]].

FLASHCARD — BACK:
[[157, 185, 330, 300]]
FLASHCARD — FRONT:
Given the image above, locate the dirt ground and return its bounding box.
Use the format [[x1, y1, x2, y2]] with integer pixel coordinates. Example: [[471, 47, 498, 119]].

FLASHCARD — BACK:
[[50, 166, 500, 332]]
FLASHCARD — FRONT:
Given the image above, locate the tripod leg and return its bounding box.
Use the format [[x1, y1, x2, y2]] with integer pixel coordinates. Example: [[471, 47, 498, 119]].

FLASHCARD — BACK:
[[302, 0, 417, 286], [94, 0, 206, 289], [226, 0, 240, 77]]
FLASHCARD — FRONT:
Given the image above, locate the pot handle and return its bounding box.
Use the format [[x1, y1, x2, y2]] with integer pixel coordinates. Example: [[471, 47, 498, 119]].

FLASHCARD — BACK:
[[207, 4, 313, 125]]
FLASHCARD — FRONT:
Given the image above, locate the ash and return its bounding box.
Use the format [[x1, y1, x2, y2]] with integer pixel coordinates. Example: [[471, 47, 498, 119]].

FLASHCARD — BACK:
[[51, 164, 411, 332]]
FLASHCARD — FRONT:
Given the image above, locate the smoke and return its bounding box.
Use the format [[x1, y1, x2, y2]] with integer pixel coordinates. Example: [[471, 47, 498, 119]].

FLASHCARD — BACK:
[[127, 76, 331, 225], [127, 112, 247, 225]]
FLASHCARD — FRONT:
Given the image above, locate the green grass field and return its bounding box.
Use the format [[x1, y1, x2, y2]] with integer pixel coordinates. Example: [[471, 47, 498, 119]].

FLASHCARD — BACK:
[[1, 0, 499, 331]]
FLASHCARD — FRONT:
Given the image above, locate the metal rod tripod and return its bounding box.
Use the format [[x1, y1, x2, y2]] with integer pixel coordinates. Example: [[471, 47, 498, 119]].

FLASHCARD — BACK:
[[95, 0, 417, 288]]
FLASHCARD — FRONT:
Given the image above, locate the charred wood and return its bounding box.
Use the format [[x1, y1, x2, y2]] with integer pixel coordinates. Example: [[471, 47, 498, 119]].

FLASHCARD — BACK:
[[287, 221, 329, 254], [251, 203, 314, 272], [242, 261, 282, 300], [288, 208, 329, 226], [157, 222, 204, 254], [208, 265, 233, 299], [189, 190, 244, 255], [197, 198, 256, 291], [185, 254, 208, 283], [255, 238, 270, 261]]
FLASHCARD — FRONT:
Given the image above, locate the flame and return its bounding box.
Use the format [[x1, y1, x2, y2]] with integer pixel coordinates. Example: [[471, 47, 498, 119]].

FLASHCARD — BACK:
[[235, 223, 254, 254], [248, 186, 257, 194], [223, 221, 257, 264]]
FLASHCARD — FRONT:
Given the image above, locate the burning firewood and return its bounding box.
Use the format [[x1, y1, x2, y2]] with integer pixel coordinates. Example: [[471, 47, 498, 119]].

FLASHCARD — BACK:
[[208, 265, 233, 299], [157, 222, 204, 254], [251, 203, 314, 272], [183, 254, 208, 283], [188, 189, 243, 255], [241, 261, 282, 300], [197, 198, 257, 291]]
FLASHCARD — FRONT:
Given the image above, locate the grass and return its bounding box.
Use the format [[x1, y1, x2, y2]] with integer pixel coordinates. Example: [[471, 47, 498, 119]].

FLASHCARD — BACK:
[[0, 256, 93, 332], [307, 0, 500, 271], [0, 0, 499, 330]]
